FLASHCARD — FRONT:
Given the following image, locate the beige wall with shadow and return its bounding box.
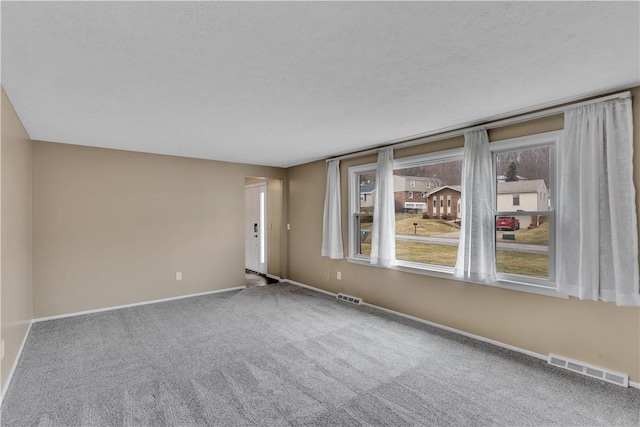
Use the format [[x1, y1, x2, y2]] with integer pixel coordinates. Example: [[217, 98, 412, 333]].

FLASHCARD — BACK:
[[1, 88, 33, 391], [32, 142, 286, 318]]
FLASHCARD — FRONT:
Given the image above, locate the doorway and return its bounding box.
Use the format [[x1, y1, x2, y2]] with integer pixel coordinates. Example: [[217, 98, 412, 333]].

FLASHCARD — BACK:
[[245, 182, 267, 274]]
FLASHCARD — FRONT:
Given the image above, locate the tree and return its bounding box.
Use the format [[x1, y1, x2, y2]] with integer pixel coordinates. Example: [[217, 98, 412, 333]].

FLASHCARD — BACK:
[[505, 161, 518, 181], [495, 146, 550, 186]]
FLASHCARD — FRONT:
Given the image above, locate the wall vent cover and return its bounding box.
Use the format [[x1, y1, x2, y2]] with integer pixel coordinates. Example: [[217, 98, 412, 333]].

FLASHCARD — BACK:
[[336, 293, 362, 305], [548, 353, 628, 387]]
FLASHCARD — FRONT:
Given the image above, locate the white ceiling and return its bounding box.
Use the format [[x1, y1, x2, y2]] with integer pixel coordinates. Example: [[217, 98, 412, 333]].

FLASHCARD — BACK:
[[2, 1, 639, 168]]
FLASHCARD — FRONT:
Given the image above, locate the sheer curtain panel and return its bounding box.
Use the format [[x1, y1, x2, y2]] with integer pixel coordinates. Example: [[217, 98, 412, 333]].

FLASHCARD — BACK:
[[321, 159, 344, 259], [370, 148, 396, 267], [454, 129, 496, 283], [558, 97, 639, 306]]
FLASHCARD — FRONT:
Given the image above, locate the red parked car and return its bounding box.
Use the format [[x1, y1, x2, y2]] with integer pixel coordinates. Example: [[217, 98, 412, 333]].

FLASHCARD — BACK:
[[496, 216, 520, 231]]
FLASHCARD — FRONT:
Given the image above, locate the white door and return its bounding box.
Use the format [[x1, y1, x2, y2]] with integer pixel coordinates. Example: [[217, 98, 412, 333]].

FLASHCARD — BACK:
[[245, 183, 267, 274]]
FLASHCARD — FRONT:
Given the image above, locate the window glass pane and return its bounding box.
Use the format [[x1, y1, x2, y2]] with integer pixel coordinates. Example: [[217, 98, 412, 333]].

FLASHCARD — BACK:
[[355, 171, 375, 256], [394, 159, 462, 266], [358, 172, 376, 214], [496, 146, 550, 211], [494, 144, 553, 282], [495, 214, 550, 279], [357, 214, 372, 256]]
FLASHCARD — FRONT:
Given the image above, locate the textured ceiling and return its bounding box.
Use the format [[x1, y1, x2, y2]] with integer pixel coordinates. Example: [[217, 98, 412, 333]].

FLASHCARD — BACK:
[[2, 1, 639, 168]]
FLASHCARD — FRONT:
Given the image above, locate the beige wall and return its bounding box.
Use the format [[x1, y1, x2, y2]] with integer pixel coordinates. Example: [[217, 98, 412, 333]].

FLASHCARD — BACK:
[[1, 89, 33, 392], [32, 142, 285, 318], [287, 87, 640, 382], [244, 177, 285, 277]]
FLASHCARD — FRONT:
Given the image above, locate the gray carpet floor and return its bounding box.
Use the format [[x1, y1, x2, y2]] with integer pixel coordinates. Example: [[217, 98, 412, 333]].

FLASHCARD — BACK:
[[2, 282, 639, 426], [245, 273, 268, 288]]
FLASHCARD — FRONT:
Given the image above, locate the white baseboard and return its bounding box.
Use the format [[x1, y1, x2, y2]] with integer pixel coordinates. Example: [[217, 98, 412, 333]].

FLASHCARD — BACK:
[[33, 286, 246, 323], [1, 320, 34, 404], [283, 279, 640, 389]]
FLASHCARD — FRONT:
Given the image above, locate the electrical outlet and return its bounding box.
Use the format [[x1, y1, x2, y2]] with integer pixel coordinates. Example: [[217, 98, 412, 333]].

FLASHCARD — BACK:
[[176, 272, 182, 281], [337, 271, 342, 280], [1, 339, 4, 361], [287, 223, 291, 230]]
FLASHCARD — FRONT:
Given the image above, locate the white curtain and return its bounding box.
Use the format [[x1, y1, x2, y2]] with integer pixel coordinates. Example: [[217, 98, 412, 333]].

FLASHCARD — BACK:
[[370, 148, 396, 267], [321, 159, 344, 259], [454, 129, 496, 283], [558, 97, 639, 306]]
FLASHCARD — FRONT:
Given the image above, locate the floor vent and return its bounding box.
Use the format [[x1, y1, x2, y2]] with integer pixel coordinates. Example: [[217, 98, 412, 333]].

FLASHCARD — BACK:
[[336, 293, 362, 305], [548, 353, 628, 387]]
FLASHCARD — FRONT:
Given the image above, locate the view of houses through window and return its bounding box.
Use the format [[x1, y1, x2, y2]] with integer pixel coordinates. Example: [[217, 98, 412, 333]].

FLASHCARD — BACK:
[[352, 134, 556, 287], [393, 158, 463, 267], [356, 172, 375, 256], [493, 144, 553, 281]]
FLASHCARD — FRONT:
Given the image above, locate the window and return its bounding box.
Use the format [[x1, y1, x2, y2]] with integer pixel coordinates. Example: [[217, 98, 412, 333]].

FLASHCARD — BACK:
[[392, 149, 463, 269], [350, 167, 376, 257], [408, 191, 413, 199], [427, 182, 431, 188], [421, 192, 427, 198], [347, 131, 560, 296], [492, 132, 557, 288], [410, 180, 416, 187]]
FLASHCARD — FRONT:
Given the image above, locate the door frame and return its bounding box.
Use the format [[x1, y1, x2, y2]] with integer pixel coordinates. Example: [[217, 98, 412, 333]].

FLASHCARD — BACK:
[[244, 182, 268, 274]]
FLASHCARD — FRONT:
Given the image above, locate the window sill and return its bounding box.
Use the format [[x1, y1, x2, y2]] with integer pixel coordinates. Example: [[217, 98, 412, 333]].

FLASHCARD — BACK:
[[346, 256, 568, 299]]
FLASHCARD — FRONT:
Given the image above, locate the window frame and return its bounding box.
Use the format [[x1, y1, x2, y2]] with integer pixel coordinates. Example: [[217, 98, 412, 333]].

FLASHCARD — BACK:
[[490, 131, 559, 289], [349, 163, 377, 260], [347, 134, 565, 299], [394, 148, 463, 272]]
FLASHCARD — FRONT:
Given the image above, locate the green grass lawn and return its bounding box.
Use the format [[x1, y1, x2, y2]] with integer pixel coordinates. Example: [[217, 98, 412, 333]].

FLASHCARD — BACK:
[[496, 250, 549, 277], [358, 214, 549, 278], [359, 241, 549, 278], [395, 215, 457, 235], [395, 241, 457, 266], [498, 222, 549, 244], [360, 215, 455, 235]]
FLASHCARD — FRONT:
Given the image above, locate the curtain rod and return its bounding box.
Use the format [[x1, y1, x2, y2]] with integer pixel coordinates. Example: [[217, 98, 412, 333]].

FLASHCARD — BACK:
[[326, 90, 631, 162]]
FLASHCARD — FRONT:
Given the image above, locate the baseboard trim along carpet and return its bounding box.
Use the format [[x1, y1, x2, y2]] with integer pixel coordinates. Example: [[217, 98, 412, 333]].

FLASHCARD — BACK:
[[1, 320, 33, 405], [283, 279, 640, 389], [33, 286, 247, 323]]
